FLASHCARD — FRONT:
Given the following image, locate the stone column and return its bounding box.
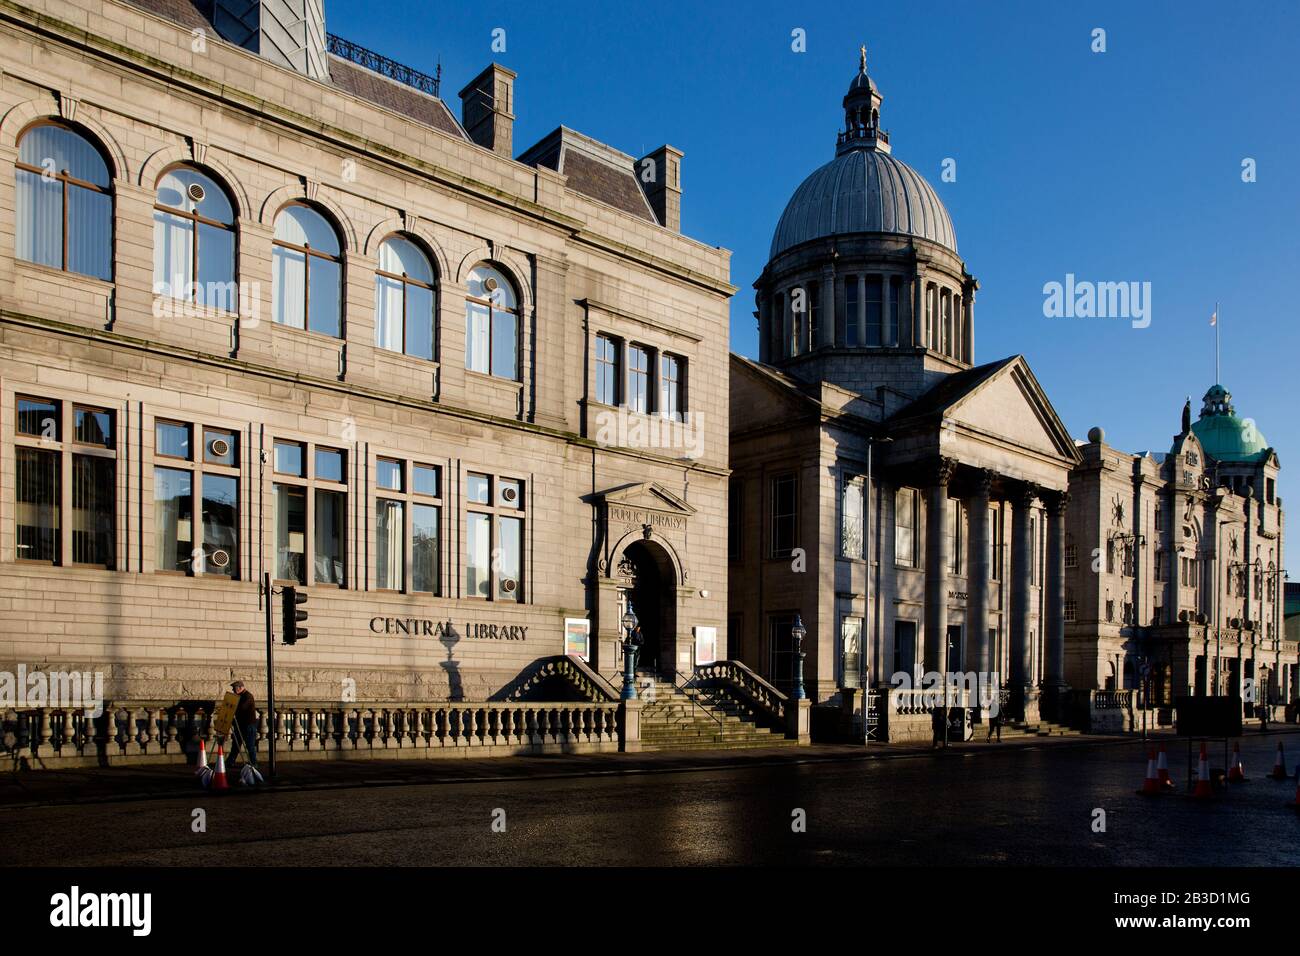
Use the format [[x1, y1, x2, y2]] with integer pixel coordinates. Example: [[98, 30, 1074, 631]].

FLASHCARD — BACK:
[[1045, 490, 1069, 717], [1011, 482, 1039, 719], [924, 457, 957, 673], [912, 267, 927, 350], [967, 469, 994, 676]]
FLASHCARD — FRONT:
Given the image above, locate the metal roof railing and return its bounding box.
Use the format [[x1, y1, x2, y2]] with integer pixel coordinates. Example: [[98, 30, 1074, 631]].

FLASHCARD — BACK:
[[325, 34, 441, 98]]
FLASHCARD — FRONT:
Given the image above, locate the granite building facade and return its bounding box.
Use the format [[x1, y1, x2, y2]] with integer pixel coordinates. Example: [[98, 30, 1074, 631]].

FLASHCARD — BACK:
[[0, 0, 733, 713]]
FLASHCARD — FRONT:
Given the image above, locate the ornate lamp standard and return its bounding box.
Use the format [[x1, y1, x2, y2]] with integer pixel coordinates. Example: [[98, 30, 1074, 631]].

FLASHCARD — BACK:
[[791, 614, 807, 701], [620, 604, 639, 701]]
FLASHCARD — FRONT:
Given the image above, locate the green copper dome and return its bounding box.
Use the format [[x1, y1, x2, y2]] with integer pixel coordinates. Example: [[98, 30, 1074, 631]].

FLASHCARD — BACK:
[[1190, 384, 1269, 462]]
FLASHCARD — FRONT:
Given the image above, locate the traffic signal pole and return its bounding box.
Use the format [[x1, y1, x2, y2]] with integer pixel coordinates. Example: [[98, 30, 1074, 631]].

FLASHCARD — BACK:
[[263, 571, 276, 778]]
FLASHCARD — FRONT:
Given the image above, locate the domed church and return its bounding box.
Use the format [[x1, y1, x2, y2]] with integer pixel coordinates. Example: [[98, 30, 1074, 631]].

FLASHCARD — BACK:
[[729, 50, 1083, 738]]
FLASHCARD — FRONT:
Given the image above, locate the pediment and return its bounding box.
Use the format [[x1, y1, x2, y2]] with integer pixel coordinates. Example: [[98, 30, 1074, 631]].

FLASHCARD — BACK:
[[601, 481, 697, 515], [947, 363, 1073, 458]]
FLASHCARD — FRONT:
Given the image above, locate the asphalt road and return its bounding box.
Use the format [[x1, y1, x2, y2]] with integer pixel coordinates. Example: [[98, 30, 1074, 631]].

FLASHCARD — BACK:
[[3, 732, 1300, 866]]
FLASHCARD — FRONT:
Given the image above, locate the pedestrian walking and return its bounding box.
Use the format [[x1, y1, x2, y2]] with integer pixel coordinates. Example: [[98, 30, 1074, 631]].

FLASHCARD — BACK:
[[986, 707, 1002, 743], [931, 705, 945, 749], [226, 680, 259, 767]]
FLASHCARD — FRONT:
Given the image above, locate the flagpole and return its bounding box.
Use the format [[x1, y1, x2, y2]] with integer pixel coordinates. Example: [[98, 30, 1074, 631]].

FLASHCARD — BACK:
[[1215, 300, 1220, 384]]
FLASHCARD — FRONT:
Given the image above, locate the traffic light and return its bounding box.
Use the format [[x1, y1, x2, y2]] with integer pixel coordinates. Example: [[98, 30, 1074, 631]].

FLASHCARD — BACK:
[[282, 586, 308, 645]]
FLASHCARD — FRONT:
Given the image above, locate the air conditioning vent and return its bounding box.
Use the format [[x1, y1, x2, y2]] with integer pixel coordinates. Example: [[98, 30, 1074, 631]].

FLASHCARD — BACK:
[[209, 548, 230, 569], [483, 276, 498, 293], [501, 486, 517, 503], [187, 182, 206, 203], [501, 578, 516, 594], [1196, 613, 1208, 625], [209, 437, 230, 458], [1179, 610, 1189, 623], [1229, 617, 1241, 629]]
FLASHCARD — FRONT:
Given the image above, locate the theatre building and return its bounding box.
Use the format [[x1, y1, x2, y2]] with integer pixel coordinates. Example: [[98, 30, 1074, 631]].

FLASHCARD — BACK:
[[1065, 388, 1293, 717], [0, 0, 739, 758], [729, 52, 1084, 737]]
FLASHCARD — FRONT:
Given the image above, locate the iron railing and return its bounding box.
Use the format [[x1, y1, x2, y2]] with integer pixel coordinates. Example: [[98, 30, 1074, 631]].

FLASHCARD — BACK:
[[326, 34, 441, 98]]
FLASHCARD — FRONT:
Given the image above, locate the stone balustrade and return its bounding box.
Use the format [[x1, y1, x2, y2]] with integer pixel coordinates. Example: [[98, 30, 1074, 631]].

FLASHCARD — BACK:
[[0, 700, 622, 770]]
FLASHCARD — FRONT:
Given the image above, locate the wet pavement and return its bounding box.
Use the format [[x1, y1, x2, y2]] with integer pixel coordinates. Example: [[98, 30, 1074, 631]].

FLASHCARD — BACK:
[[2, 731, 1299, 866]]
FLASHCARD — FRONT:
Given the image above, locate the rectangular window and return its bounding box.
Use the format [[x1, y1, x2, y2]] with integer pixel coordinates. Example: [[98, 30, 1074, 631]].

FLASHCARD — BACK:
[[887, 278, 901, 346], [275, 484, 307, 583], [841, 616, 863, 689], [894, 620, 917, 685], [728, 480, 743, 561], [864, 276, 883, 346], [376, 498, 405, 590], [949, 499, 963, 574], [595, 334, 620, 406], [154, 466, 192, 572], [1031, 516, 1040, 585], [414, 464, 440, 498], [1154, 504, 1164, 533], [465, 472, 525, 602], [466, 300, 490, 374], [467, 511, 490, 597], [377, 458, 403, 492], [809, 283, 822, 348], [151, 417, 239, 577], [274, 440, 304, 476], [16, 397, 117, 568], [412, 503, 440, 594], [990, 506, 1002, 580], [895, 487, 916, 567], [315, 488, 346, 585], [768, 614, 796, 689], [770, 473, 797, 558], [315, 446, 345, 483], [660, 354, 684, 421], [628, 345, 650, 414], [845, 278, 860, 347], [770, 293, 784, 359], [841, 474, 864, 559], [16, 446, 60, 562]]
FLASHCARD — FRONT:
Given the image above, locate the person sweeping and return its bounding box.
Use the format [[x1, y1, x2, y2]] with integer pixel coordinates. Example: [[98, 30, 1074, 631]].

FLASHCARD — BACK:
[[226, 680, 259, 768]]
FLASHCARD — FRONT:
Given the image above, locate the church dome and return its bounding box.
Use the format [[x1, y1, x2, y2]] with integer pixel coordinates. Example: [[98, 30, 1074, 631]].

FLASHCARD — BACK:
[[1190, 384, 1269, 462], [769, 48, 957, 260], [769, 148, 957, 259]]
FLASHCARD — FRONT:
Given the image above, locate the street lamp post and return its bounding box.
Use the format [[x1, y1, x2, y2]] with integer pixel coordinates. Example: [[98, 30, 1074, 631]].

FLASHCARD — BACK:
[[791, 614, 807, 701], [620, 604, 639, 701]]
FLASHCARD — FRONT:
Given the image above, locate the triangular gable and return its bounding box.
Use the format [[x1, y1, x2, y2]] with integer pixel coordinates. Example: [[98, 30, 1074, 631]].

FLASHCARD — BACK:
[[601, 481, 697, 515], [730, 353, 821, 425], [898, 355, 1080, 463]]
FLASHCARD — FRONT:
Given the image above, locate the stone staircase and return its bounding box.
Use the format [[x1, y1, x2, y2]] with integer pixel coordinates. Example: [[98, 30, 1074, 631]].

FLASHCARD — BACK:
[[635, 675, 796, 752], [1002, 717, 1082, 738]]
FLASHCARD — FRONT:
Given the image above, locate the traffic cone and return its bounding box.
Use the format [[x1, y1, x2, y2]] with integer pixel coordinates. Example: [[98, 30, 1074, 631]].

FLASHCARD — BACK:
[[211, 744, 229, 792], [1228, 742, 1246, 783], [195, 737, 213, 789], [1157, 744, 1174, 790], [1137, 749, 1161, 796], [1270, 742, 1288, 781], [1192, 743, 1214, 799]]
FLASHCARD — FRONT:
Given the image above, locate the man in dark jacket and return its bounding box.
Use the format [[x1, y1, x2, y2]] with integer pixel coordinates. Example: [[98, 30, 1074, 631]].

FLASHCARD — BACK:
[[226, 680, 259, 767]]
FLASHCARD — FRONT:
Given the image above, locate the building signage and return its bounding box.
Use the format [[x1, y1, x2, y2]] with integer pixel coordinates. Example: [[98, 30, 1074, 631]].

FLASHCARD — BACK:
[[607, 504, 685, 533], [368, 617, 528, 641], [565, 618, 591, 661]]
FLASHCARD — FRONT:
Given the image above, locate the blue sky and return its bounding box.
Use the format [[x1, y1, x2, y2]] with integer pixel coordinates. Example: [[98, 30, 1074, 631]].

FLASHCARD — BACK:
[[330, 0, 1300, 569]]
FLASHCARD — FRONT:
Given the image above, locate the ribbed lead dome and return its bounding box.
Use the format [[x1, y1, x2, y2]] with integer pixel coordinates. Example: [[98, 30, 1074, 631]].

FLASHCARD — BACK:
[[770, 148, 957, 260]]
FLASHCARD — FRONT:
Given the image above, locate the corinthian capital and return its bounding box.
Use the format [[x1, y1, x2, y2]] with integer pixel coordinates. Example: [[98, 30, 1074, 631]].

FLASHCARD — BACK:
[[931, 456, 958, 488], [1045, 490, 1071, 517], [1014, 481, 1041, 509]]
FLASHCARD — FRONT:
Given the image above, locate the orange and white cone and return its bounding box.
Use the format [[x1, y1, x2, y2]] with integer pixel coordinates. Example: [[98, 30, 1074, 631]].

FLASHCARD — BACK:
[[211, 744, 229, 792], [1138, 749, 1161, 796], [1157, 744, 1174, 789], [1192, 743, 1214, 799], [1228, 742, 1246, 783], [1270, 742, 1288, 781], [195, 737, 213, 788]]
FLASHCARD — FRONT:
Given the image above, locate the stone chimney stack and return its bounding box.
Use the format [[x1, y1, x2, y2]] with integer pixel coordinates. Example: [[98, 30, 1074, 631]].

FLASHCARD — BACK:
[[458, 64, 517, 158], [211, 0, 330, 81], [639, 145, 683, 232]]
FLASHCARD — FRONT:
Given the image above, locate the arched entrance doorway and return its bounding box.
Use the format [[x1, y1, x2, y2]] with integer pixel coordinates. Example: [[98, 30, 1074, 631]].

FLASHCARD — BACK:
[[615, 540, 677, 677]]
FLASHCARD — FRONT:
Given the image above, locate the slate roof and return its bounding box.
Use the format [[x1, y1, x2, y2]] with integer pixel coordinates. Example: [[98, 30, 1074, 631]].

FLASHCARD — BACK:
[[518, 127, 656, 223], [885, 356, 1016, 425], [120, 0, 467, 140]]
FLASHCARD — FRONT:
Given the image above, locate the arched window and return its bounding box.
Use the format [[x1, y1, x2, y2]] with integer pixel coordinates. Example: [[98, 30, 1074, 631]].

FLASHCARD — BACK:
[[464, 263, 518, 380], [153, 167, 236, 309], [15, 122, 112, 280], [375, 236, 435, 360], [272, 204, 342, 337]]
